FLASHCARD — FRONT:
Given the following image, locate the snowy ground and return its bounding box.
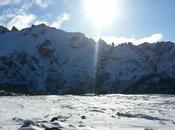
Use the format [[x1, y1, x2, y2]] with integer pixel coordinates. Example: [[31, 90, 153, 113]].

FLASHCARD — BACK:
[[0, 94, 175, 130]]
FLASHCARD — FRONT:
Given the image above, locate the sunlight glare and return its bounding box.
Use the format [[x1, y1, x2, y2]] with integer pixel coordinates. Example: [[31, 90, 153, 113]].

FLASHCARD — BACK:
[[83, 0, 118, 29]]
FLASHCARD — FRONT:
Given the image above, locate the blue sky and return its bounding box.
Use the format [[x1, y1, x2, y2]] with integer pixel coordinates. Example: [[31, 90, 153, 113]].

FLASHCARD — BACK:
[[0, 0, 174, 44]]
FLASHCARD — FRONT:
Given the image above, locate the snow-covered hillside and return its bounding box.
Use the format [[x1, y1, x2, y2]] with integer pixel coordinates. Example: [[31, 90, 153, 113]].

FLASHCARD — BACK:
[[0, 95, 175, 130], [0, 24, 175, 94]]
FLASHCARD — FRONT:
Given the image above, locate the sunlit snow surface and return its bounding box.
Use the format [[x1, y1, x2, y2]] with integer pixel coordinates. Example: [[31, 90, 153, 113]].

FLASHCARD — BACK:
[[0, 95, 175, 130]]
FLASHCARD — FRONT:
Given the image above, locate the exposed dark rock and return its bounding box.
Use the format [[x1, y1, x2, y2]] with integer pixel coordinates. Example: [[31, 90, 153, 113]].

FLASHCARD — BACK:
[[0, 26, 9, 34], [116, 112, 169, 121], [45, 128, 61, 130], [123, 74, 175, 94], [37, 40, 55, 57], [0, 90, 17, 96], [69, 32, 91, 48], [78, 124, 86, 127], [51, 116, 68, 122], [144, 128, 154, 130], [81, 116, 86, 119], [21, 120, 34, 128], [51, 117, 58, 122], [111, 115, 116, 118], [11, 26, 18, 32], [38, 23, 47, 27]]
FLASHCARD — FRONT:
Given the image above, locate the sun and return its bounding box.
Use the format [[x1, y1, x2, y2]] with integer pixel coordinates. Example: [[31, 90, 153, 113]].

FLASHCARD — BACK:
[[83, 0, 118, 30]]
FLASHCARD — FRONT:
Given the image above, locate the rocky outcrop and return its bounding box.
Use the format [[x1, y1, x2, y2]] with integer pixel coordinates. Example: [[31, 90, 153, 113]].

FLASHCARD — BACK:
[[37, 40, 55, 58]]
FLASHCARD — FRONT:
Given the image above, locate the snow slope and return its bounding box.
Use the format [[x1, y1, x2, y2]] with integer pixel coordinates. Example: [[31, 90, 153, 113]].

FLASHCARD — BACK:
[[0, 24, 175, 94], [0, 95, 175, 130]]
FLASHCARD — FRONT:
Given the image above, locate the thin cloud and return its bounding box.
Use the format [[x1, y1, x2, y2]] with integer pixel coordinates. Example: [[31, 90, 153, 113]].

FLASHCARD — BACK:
[[0, 0, 68, 29], [34, 13, 71, 29], [0, 0, 53, 8], [101, 33, 163, 45], [34, 20, 48, 25], [0, 0, 21, 5], [6, 13, 36, 30], [0, 4, 71, 30], [0, 6, 31, 29], [51, 13, 70, 29], [32, 0, 53, 8], [0, 1, 33, 22]]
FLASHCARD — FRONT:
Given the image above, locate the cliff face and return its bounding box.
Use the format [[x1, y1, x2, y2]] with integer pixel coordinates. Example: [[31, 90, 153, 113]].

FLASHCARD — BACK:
[[0, 24, 175, 94]]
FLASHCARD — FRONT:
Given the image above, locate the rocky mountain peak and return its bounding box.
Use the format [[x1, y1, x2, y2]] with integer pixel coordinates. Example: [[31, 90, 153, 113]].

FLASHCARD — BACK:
[[0, 26, 10, 34], [11, 26, 18, 32]]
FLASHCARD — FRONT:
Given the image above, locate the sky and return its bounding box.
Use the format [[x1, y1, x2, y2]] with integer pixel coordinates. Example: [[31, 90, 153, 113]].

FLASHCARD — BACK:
[[0, 0, 174, 45]]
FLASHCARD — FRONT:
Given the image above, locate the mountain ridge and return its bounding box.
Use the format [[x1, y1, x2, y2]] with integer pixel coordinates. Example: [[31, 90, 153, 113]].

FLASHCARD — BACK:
[[0, 24, 175, 95]]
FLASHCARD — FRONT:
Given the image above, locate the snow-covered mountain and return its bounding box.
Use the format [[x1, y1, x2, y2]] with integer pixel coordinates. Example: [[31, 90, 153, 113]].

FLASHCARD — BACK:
[[0, 24, 175, 94]]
